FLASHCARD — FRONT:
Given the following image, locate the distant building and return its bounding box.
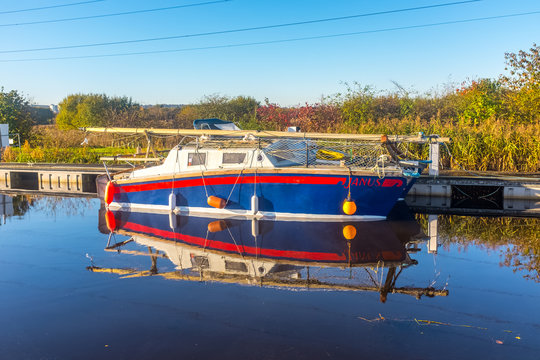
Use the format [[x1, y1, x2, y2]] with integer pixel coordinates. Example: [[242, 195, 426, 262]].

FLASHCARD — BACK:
[[0, 124, 9, 148], [0, 194, 14, 224], [141, 104, 184, 109], [29, 105, 56, 125]]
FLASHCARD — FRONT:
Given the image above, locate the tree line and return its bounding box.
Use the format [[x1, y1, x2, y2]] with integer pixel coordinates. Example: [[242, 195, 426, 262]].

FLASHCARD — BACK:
[[57, 43, 540, 132], [1, 44, 539, 138]]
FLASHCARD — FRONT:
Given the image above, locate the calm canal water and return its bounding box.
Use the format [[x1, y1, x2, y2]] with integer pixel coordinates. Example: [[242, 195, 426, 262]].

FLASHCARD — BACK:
[[0, 195, 539, 360]]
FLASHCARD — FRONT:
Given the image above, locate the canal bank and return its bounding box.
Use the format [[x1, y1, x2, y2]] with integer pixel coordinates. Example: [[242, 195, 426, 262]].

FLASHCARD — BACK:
[[0, 163, 130, 196], [409, 171, 540, 217], [1, 164, 538, 197], [0, 163, 538, 216]]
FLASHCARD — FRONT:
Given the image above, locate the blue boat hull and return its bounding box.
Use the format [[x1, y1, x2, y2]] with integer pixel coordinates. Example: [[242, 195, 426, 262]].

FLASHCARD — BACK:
[[109, 170, 414, 220], [105, 211, 411, 265]]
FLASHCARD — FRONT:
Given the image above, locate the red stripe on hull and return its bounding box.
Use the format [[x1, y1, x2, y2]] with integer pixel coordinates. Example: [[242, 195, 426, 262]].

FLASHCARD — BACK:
[[120, 175, 347, 193], [124, 221, 347, 261]]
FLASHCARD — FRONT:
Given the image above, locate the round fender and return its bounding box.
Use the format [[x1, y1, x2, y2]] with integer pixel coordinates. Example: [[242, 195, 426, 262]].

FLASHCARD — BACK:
[[105, 210, 118, 232], [104, 181, 116, 205], [342, 200, 357, 215]]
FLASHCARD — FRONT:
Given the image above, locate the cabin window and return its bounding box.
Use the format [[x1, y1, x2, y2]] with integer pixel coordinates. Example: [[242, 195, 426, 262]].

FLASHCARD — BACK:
[[188, 152, 206, 166], [224, 260, 248, 272], [190, 255, 209, 269], [222, 152, 246, 164]]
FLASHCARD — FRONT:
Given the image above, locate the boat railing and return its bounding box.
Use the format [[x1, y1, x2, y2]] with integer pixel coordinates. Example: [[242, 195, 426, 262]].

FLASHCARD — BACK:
[[84, 127, 447, 173], [83, 127, 450, 143]]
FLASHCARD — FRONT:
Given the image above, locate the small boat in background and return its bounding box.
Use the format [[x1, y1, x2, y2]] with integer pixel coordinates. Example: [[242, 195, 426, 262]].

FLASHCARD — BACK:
[[94, 120, 438, 220]]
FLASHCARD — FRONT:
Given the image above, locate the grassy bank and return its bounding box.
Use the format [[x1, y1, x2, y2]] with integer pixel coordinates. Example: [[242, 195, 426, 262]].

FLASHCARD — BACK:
[[2, 118, 538, 172], [1, 143, 136, 164]]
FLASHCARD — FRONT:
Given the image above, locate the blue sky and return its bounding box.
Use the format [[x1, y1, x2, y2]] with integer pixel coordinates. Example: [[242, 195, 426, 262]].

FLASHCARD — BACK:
[[1, 0, 539, 106]]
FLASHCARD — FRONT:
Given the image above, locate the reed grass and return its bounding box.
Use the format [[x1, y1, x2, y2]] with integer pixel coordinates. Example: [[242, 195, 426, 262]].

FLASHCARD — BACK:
[[1, 143, 135, 164], [336, 117, 540, 172], [2, 118, 538, 172]]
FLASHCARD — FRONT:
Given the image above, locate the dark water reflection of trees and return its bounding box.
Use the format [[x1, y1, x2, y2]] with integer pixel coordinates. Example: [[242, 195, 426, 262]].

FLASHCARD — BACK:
[[11, 194, 94, 218], [417, 214, 540, 282], [12, 195, 32, 216]]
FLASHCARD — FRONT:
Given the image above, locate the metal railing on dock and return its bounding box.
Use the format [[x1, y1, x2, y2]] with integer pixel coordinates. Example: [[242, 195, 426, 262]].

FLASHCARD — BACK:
[[0, 163, 129, 196], [408, 173, 540, 217]]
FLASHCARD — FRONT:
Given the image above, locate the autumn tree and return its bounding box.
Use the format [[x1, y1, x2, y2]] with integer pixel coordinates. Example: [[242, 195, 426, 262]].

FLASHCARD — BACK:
[[500, 43, 540, 123], [455, 78, 503, 124], [56, 94, 139, 129], [256, 99, 342, 132], [0, 88, 34, 140]]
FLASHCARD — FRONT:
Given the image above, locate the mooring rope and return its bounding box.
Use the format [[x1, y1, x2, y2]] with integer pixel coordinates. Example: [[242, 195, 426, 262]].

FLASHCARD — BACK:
[[253, 149, 261, 197], [171, 146, 179, 194], [226, 226, 245, 261], [371, 155, 388, 179], [347, 167, 352, 200], [226, 169, 244, 205], [200, 170, 209, 198], [195, 143, 210, 198], [203, 228, 210, 251]]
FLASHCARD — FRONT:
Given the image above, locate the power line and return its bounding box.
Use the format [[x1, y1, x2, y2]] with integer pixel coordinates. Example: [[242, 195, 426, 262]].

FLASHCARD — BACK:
[[0, 0, 231, 27], [0, 0, 105, 15], [2, 10, 538, 63], [0, 0, 481, 53]]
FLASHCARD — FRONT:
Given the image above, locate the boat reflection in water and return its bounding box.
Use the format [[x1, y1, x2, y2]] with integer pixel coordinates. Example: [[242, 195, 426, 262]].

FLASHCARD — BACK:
[[93, 203, 448, 303]]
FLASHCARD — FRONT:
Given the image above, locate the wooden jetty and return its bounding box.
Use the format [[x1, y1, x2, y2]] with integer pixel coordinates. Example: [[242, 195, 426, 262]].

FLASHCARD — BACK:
[[411, 171, 540, 199], [409, 171, 540, 217], [0, 164, 538, 203], [0, 163, 129, 196]]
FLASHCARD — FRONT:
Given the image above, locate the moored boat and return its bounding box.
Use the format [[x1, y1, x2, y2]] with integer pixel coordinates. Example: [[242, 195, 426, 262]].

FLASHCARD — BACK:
[[101, 210, 412, 266], [95, 120, 438, 221], [93, 206, 449, 301]]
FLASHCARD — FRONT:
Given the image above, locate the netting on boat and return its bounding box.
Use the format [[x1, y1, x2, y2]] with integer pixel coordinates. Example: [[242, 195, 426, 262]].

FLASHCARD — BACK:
[[182, 136, 404, 170], [261, 139, 396, 169]]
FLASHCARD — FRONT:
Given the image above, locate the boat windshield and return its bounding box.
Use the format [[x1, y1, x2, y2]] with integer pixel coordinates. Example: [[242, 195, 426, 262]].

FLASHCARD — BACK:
[[193, 118, 241, 131], [213, 123, 241, 131]]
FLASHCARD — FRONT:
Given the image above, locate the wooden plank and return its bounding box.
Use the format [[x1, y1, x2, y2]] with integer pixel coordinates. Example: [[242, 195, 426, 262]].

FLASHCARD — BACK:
[[100, 156, 162, 162], [86, 266, 449, 297], [84, 127, 450, 143]]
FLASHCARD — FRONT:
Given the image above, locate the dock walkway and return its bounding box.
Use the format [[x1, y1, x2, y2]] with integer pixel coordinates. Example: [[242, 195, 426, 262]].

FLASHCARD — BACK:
[[0, 164, 538, 216], [0, 163, 129, 196], [409, 171, 539, 216]]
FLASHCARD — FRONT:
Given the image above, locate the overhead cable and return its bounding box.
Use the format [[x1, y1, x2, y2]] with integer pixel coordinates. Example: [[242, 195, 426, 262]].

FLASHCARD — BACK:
[[2, 10, 538, 63], [0, 0, 481, 53], [0, 0, 105, 15], [0, 0, 231, 27]]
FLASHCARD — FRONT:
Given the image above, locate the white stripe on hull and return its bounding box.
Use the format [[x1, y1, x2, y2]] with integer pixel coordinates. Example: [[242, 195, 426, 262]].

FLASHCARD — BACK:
[[107, 202, 385, 222]]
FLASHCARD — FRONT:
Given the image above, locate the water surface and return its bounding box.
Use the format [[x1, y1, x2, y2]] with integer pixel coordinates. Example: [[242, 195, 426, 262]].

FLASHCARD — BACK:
[[0, 195, 539, 360]]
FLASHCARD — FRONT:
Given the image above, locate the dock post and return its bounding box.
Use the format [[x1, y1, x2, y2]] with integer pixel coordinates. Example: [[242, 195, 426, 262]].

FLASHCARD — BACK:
[[429, 141, 440, 176], [427, 214, 438, 254]]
